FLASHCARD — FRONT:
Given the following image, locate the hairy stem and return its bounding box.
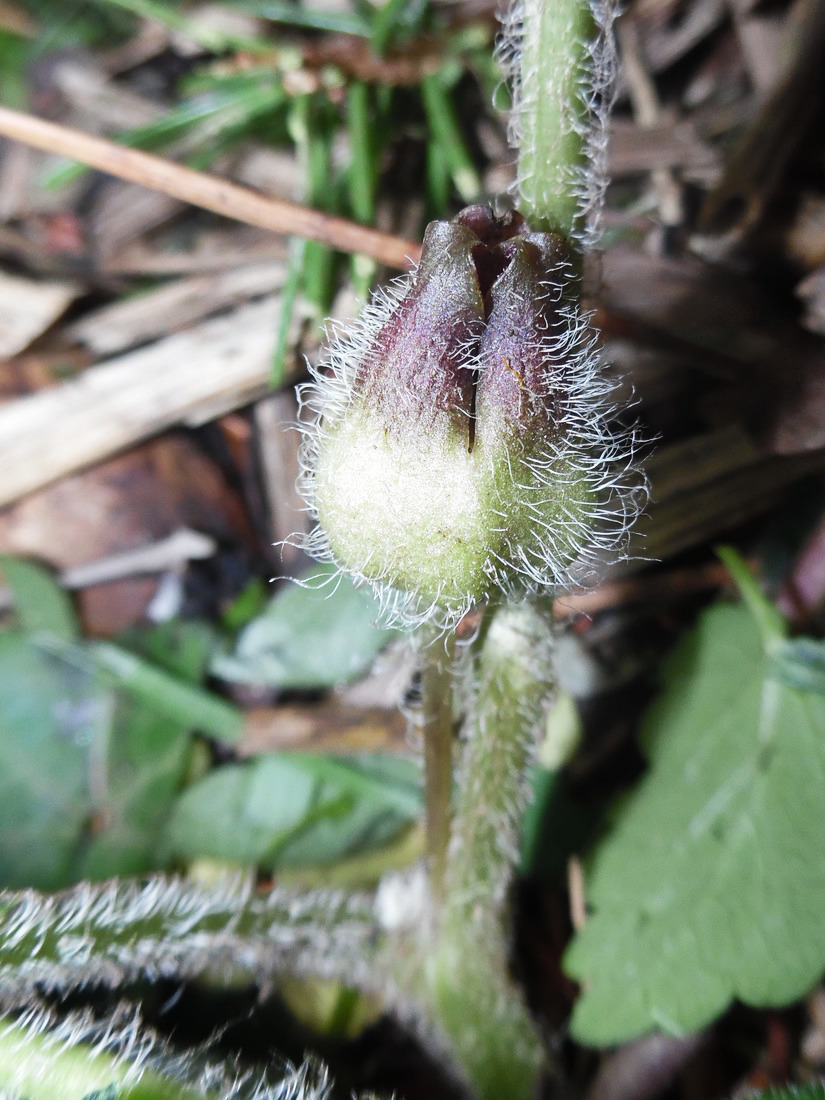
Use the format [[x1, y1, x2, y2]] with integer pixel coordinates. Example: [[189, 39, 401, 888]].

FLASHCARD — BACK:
[[419, 630, 458, 903], [514, 0, 605, 241], [0, 877, 381, 1006], [426, 603, 555, 1100], [0, 1018, 205, 1100]]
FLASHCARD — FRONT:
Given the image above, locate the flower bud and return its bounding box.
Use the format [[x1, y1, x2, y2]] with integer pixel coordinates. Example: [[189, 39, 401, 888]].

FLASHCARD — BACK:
[[298, 205, 643, 626]]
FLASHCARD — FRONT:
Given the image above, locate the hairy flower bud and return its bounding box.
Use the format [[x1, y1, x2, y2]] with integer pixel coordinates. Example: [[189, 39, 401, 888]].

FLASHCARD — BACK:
[[297, 205, 643, 627]]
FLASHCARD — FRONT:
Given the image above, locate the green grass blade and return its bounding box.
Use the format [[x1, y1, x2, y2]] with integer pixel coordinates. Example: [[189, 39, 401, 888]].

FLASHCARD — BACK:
[[421, 74, 481, 204]]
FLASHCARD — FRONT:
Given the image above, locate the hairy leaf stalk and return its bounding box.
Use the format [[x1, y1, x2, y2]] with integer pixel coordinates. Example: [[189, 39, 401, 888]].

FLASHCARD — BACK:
[[0, 1017, 204, 1100], [423, 604, 554, 1099], [0, 878, 381, 1007], [0, 1006, 357, 1100], [500, 0, 616, 245]]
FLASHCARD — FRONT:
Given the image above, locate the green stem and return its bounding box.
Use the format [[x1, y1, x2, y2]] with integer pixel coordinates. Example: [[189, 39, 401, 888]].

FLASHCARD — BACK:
[[0, 1019, 206, 1100], [427, 603, 555, 1100], [0, 878, 380, 1003], [516, 0, 596, 238], [419, 630, 457, 904]]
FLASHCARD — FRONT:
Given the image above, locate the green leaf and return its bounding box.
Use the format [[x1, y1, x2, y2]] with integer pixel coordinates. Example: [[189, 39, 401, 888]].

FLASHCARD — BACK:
[[0, 632, 203, 886], [0, 634, 109, 889], [770, 637, 825, 694], [211, 566, 397, 690], [564, 599, 825, 1045], [420, 74, 481, 204], [78, 694, 192, 881], [717, 545, 787, 650], [0, 556, 78, 640], [117, 619, 217, 684], [0, 625, 216, 886], [78, 624, 229, 876], [221, 578, 268, 632], [164, 753, 422, 870], [235, 1, 371, 36], [370, 0, 415, 54], [741, 1089, 825, 1100], [346, 81, 376, 226], [84, 0, 268, 53], [88, 641, 243, 744]]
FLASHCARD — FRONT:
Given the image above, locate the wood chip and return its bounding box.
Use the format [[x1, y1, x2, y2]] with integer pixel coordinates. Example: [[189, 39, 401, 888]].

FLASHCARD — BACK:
[[0, 528, 216, 614], [67, 262, 287, 355], [0, 295, 281, 506], [239, 701, 408, 757], [60, 528, 216, 588], [52, 57, 163, 131], [0, 269, 79, 356], [694, 0, 825, 245], [787, 195, 825, 271], [631, 441, 825, 564], [587, 1032, 707, 1100], [608, 119, 719, 179], [727, 0, 786, 93], [90, 181, 184, 259], [254, 389, 309, 561], [798, 266, 825, 336], [103, 228, 289, 275], [632, 0, 727, 75]]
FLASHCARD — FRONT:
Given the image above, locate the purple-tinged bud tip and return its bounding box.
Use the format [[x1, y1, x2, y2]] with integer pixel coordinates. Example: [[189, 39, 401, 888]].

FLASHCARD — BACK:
[[297, 205, 645, 627]]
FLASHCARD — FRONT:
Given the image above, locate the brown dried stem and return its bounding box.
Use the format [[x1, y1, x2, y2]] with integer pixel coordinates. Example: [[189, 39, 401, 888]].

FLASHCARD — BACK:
[[0, 105, 420, 271]]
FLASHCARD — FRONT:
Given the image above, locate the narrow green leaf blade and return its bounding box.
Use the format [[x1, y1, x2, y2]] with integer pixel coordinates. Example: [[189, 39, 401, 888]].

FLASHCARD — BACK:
[[717, 545, 787, 650], [420, 74, 481, 204], [89, 642, 243, 744]]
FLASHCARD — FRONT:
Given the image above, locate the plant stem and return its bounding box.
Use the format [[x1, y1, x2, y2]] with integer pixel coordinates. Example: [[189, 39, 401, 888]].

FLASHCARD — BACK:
[[0, 878, 381, 1003], [426, 603, 554, 1100], [419, 629, 457, 903], [515, 0, 600, 240], [0, 1018, 205, 1100]]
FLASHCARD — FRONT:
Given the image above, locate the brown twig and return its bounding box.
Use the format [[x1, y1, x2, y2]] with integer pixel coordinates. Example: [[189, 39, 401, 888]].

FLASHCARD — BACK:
[[0, 105, 421, 270]]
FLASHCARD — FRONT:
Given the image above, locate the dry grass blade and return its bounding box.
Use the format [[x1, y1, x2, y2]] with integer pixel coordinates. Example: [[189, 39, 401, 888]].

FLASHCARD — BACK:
[[0, 105, 420, 271]]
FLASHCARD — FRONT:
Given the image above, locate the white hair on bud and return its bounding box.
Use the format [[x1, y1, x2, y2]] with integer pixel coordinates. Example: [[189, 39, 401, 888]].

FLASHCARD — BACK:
[[292, 269, 478, 633], [495, 0, 618, 249], [289, 0, 643, 633], [293, 253, 647, 633]]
